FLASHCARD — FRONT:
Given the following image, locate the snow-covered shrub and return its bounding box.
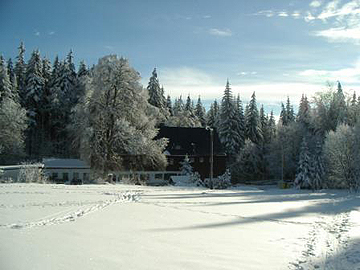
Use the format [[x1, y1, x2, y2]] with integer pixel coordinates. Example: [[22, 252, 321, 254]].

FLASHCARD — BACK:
[[180, 155, 193, 176], [190, 172, 203, 186], [212, 169, 231, 189], [17, 163, 47, 183], [202, 170, 231, 189]]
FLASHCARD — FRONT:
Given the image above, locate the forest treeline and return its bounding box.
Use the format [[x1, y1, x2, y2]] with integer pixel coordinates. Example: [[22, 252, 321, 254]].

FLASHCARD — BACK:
[[1, 43, 360, 189]]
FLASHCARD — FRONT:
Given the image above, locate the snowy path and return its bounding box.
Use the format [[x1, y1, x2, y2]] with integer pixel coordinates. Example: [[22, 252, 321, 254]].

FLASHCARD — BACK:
[[0, 184, 359, 270]]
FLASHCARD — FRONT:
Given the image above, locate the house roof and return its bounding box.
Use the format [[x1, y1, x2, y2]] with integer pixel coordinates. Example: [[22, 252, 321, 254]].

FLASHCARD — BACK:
[[42, 159, 90, 169], [157, 126, 225, 156]]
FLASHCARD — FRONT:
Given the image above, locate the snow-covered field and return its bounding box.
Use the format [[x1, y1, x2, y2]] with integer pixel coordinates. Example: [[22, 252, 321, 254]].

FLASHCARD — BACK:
[[0, 183, 359, 270]]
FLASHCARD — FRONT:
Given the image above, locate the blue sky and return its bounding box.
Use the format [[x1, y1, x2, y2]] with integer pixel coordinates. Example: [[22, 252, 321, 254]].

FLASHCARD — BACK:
[[1, 0, 360, 113]]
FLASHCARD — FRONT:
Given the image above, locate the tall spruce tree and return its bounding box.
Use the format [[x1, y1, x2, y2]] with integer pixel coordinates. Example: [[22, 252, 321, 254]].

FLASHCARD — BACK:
[[207, 100, 219, 128], [195, 96, 206, 127], [235, 94, 245, 149], [218, 80, 242, 158], [24, 49, 45, 157], [297, 94, 311, 127], [245, 92, 263, 144], [311, 140, 325, 190], [15, 42, 26, 106], [294, 137, 312, 189], [147, 68, 168, 122]]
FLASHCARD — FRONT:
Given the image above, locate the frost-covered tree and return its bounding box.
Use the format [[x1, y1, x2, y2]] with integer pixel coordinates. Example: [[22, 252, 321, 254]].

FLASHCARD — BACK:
[[218, 80, 242, 158], [72, 55, 167, 174], [323, 124, 358, 190], [195, 96, 206, 127], [166, 95, 201, 127], [245, 92, 263, 144], [0, 96, 27, 163], [294, 137, 312, 189], [0, 57, 13, 102], [232, 139, 263, 183]]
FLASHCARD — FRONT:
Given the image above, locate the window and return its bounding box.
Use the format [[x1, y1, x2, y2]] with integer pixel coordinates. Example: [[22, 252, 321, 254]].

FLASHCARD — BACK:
[[175, 145, 181, 150], [190, 157, 195, 163], [52, 172, 58, 180], [63, 173, 69, 181], [169, 158, 174, 165], [73, 172, 79, 180], [83, 173, 89, 182], [199, 157, 204, 163]]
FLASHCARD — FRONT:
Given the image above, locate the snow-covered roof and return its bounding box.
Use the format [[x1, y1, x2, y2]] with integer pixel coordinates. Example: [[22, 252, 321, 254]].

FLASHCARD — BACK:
[[42, 159, 90, 169]]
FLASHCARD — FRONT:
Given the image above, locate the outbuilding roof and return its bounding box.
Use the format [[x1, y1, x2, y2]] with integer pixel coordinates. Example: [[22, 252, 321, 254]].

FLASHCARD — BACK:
[[42, 159, 90, 169]]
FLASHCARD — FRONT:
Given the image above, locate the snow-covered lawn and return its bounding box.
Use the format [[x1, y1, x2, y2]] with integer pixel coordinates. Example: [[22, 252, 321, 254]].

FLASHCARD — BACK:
[[0, 184, 359, 270]]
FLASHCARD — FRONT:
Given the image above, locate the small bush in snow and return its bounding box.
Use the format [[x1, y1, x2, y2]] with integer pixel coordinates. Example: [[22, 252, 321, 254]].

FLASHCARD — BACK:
[[190, 172, 203, 186], [212, 169, 231, 189], [201, 170, 232, 189], [17, 163, 47, 183]]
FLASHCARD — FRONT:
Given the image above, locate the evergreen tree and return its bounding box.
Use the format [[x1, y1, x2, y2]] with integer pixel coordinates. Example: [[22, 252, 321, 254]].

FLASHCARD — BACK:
[[311, 140, 325, 190], [206, 100, 219, 128], [245, 92, 263, 144], [195, 96, 206, 127], [294, 137, 312, 189], [267, 110, 276, 142], [78, 60, 88, 77], [180, 155, 193, 175], [147, 68, 168, 122], [259, 105, 268, 144], [24, 49, 45, 157], [297, 94, 311, 127], [15, 42, 26, 106], [166, 95, 173, 116], [218, 80, 242, 158], [7, 58, 17, 91], [234, 94, 245, 149]]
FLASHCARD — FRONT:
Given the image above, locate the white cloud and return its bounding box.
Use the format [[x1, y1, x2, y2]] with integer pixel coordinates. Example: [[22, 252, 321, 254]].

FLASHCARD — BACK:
[[313, 26, 360, 43], [278, 11, 289, 17], [299, 60, 360, 83], [208, 28, 232, 37], [310, 0, 322, 8], [254, 10, 275, 17], [48, 31, 55, 35], [292, 11, 302, 19], [203, 15, 211, 19], [35, 31, 40, 36], [304, 11, 316, 22], [237, 71, 257, 76]]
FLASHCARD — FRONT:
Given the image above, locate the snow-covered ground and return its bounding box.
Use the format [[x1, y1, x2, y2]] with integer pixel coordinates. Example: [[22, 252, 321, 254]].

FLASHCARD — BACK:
[[0, 183, 359, 270]]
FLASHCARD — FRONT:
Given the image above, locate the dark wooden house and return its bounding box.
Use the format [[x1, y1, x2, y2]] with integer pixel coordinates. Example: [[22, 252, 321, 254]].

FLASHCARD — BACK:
[[157, 126, 226, 179]]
